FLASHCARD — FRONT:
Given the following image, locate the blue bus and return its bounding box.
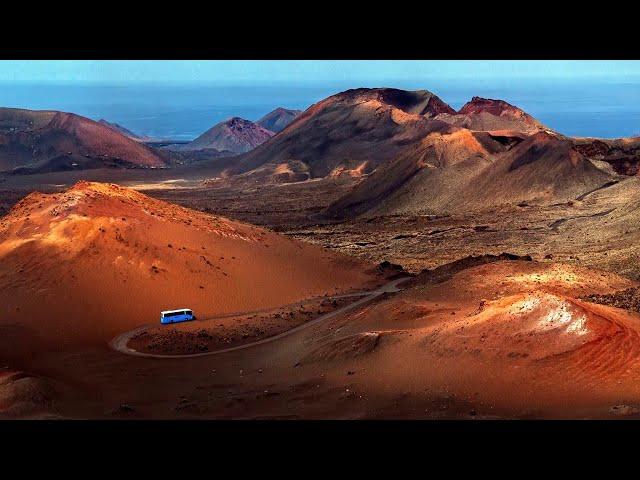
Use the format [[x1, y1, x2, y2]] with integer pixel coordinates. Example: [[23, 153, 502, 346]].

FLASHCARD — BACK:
[[160, 308, 196, 325]]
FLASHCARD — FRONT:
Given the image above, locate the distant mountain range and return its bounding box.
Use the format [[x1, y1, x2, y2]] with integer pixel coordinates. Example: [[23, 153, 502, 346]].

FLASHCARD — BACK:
[[225, 88, 553, 183], [0, 106, 304, 173], [0, 107, 169, 173], [203, 87, 639, 216], [169, 107, 302, 154], [257, 107, 302, 133], [175, 117, 275, 154], [3, 90, 639, 219]]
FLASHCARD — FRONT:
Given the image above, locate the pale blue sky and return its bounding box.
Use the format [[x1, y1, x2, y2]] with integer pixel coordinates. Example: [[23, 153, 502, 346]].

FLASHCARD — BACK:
[[1, 60, 640, 86]]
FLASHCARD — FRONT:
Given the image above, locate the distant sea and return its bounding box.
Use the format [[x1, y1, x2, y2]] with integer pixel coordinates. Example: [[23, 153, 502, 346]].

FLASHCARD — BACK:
[[1, 80, 639, 140]]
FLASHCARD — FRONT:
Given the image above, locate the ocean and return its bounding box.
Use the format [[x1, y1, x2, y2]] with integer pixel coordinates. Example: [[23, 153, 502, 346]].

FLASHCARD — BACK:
[[1, 80, 639, 140]]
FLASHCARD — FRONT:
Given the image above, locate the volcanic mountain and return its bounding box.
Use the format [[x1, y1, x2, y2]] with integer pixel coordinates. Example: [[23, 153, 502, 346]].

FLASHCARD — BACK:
[[0, 108, 168, 173], [326, 130, 615, 218], [436, 97, 550, 135], [98, 119, 153, 142], [227, 88, 456, 178], [573, 136, 640, 176], [257, 107, 302, 133], [178, 117, 275, 154], [0, 182, 374, 354]]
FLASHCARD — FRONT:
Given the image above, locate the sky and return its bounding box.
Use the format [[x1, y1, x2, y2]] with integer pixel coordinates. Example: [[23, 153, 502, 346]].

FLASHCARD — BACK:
[[2, 60, 640, 86], [0, 61, 638, 139]]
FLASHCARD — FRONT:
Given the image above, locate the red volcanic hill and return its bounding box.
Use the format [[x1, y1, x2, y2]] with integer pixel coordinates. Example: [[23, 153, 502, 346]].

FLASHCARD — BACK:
[[227, 88, 456, 179], [435, 96, 549, 135], [257, 107, 302, 133], [0, 108, 168, 173], [326, 130, 615, 218], [573, 136, 640, 176], [179, 117, 275, 154], [0, 182, 373, 353]]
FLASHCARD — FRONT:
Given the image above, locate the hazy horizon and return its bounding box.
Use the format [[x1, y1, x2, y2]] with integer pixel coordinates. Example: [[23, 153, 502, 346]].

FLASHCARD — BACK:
[[3, 60, 640, 85], [1, 60, 639, 139]]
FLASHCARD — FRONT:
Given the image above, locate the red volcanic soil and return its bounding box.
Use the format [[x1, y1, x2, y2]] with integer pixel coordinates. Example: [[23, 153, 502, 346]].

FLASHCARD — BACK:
[[180, 117, 274, 154], [4, 250, 640, 418], [45, 113, 165, 166], [32, 259, 639, 420], [289, 260, 640, 418], [0, 369, 75, 419], [128, 294, 365, 355], [0, 182, 376, 355], [0, 108, 167, 172]]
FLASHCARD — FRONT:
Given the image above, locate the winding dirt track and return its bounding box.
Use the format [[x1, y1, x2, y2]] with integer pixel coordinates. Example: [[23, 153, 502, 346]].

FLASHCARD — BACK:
[[109, 277, 409, 359]]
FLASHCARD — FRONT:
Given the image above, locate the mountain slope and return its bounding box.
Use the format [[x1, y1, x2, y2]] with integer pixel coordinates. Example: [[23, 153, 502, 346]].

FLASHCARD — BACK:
[[257, 107, 302, 133], [0, 182, 374, 351], [178, 117, 274, 154], [98, 119, 152, 142], [435, 97, 550, 135], [325, 125, 508, 218], [228, 88, 456, 178], [0, 108, 168, 173], [326, 131, 615, 218], [454, 132, 614, 208]]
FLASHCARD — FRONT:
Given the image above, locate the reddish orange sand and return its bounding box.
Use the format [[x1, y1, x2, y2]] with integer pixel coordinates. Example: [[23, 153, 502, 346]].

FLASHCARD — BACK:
[[308, 261, 640, 417], [2, 185, 639, 419], [3, 258, 640, 419], [0, 182, 375, 354]]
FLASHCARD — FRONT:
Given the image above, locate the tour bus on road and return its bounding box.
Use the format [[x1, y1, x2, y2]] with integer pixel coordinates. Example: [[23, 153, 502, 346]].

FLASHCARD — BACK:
[[160, 308, 196, 325]]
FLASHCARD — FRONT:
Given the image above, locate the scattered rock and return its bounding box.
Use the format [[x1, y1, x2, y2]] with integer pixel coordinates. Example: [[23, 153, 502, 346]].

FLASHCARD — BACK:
[[583, 287, 640, 313], [115, 403, 135, 413], [392, 233, 417, 240], [609, 404, 640, 416]]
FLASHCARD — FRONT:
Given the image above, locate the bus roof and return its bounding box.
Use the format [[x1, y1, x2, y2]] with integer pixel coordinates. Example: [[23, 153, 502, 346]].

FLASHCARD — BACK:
[[161, 308, 192, 315]]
